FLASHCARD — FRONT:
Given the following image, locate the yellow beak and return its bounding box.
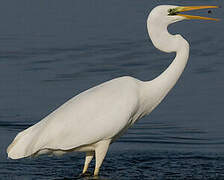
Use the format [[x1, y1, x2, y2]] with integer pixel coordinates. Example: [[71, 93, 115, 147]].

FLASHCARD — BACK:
[[177, 6, 219, 21]]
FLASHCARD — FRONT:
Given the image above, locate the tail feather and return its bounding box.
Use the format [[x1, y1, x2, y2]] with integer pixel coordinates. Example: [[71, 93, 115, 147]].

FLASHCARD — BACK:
[[7, 126, 38, 159]]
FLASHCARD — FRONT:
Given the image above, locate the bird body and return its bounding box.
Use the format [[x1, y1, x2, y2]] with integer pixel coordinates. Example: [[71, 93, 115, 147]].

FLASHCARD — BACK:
[[8, 76, 147, 158], [7, 5, 218, 176]]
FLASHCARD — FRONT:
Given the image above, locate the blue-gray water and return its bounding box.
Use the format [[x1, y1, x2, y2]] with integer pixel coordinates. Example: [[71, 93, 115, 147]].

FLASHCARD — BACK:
[[0, 0, 224, 179]]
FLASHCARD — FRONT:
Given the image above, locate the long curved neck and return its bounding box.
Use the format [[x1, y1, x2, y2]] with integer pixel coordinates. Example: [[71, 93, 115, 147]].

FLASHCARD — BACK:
[[141, 16, 189, 113], [149, 40, 189, 98]]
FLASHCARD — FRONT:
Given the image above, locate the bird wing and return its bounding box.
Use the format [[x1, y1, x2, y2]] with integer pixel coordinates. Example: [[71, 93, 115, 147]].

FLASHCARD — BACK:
[[8, 76, 141, 158]]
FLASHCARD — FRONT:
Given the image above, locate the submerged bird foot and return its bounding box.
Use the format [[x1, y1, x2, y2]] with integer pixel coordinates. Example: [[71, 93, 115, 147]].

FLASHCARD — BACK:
[[76, 172, 100, 180], [79, 171, 92, 177]]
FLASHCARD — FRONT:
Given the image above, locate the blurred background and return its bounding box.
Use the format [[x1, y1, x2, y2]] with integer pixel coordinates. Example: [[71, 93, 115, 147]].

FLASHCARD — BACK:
[[0, 0, 223, 179]]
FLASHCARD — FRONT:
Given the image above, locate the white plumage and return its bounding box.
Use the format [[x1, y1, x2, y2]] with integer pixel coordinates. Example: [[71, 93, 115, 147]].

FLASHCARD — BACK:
[[7, 5, 218, 176], [8, 77, 145, 157]]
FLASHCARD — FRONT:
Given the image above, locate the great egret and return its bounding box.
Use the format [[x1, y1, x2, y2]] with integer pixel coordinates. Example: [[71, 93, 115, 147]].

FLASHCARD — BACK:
[[7, 5, 218, 176]]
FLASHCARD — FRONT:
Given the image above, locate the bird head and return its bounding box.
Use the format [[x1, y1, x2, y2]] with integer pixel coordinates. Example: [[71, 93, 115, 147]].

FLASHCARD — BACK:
[[149, 5, 219, 25], [147, 5, 219, 53]]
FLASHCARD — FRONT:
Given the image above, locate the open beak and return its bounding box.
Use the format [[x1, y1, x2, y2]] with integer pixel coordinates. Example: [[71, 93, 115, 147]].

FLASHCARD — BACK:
[[175, 6, 219, 21]]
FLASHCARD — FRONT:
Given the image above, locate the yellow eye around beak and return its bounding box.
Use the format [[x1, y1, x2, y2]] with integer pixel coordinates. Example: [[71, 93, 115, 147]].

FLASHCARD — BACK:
[[175, 6, 219, 21]]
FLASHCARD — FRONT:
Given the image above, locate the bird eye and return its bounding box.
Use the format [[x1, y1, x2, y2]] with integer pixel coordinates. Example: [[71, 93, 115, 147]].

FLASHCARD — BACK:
[[168, 9, 172, 13]]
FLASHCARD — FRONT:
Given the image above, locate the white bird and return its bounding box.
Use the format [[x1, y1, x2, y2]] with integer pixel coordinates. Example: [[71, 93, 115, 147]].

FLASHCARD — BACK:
[[7, 5, 218, 176]]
